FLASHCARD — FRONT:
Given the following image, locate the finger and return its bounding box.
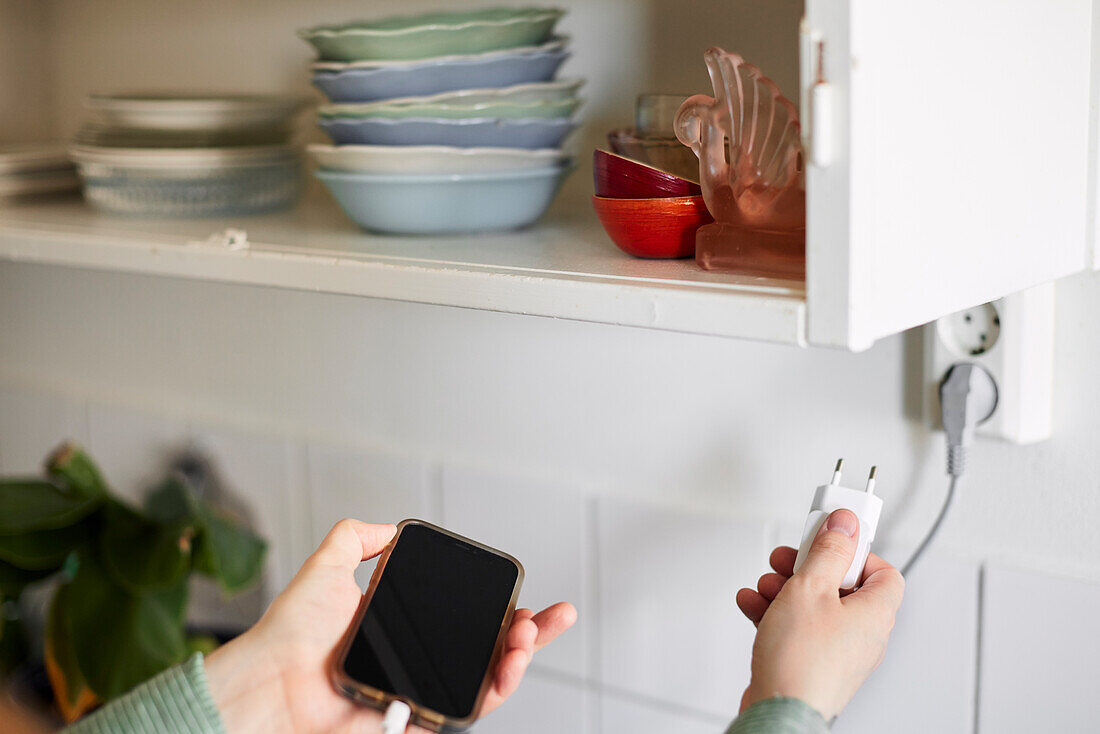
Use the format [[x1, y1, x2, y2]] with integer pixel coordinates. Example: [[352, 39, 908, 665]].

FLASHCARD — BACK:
[[481, 623, 539, 718], [757, 572, 787, 601], [529, 602, 577, 651], [513, 608, 535, 623], [491, 647, 532, 703], [861, 552, 893, 579], [735, 588, 769, 627], [769, 546, 798, 577], [505, 615, 538, 653], [794, 509, 859, 590], [846, 554, 905, 615], [311, 519, 397, 571]]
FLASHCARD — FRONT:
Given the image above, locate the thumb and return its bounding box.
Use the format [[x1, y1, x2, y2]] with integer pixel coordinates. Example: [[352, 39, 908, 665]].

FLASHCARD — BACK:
[[796, 509, 860, 588]]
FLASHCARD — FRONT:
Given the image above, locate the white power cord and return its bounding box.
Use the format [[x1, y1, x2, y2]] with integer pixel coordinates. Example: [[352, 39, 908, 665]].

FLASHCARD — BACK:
[[381, 700, 411, 734], [901, 363, 996, 576]]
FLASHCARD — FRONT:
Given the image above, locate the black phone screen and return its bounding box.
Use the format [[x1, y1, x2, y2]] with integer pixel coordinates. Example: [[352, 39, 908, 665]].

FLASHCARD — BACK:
[[341, 523, 520, 720]]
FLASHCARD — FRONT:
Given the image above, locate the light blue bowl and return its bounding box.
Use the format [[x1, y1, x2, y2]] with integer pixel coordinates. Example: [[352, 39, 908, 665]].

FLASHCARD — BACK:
[[316, 165, 572, 234], [319, 116, 576, 148], [312, 48, 570, 103]]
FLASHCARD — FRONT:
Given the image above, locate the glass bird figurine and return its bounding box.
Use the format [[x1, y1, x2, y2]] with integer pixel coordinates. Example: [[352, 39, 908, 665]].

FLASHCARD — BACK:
[[674, 48, 806, 279]]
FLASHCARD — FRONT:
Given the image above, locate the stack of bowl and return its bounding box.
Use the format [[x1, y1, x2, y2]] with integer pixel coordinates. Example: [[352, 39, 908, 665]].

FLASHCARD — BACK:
[[69, 93, 307, 217], [300, 7, 580, 234], [592, 93, 708, 259], [592, 149, 707, 259]]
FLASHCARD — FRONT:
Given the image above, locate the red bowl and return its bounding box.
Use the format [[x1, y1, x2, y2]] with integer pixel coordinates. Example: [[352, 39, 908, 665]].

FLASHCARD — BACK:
[[592, 194, 713, 259], [593, 148, 701, 199]]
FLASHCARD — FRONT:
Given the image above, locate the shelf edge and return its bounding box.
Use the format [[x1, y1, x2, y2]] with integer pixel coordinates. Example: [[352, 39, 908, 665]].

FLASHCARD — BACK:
[[0, 225, 808, 346]]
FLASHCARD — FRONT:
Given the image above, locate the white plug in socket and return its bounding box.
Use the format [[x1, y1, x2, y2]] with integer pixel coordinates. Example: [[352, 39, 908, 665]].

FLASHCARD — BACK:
[[925, 283, 1054, 443]]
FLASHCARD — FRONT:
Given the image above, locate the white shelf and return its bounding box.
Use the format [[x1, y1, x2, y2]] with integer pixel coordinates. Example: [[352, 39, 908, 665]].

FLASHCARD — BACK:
[[0, 192, 807, 345]]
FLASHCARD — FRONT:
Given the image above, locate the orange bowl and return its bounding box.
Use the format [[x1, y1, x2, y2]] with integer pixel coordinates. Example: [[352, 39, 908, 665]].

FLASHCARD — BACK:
[[592, 194, 713, 259]]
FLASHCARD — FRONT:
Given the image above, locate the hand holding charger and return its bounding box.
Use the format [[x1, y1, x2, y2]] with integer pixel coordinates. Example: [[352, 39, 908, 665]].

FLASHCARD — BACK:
[[738, 470, 903, 722], [792, 459, 883, 590]]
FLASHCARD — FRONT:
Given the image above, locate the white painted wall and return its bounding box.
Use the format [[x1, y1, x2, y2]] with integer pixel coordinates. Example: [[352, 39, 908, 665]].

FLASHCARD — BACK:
[[2, 260, 1099, 732]]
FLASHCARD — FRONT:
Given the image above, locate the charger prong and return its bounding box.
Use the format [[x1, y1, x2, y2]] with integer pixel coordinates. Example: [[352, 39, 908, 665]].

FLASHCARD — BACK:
[[866, 465, 877, 495], [831, 458, 844, 485]]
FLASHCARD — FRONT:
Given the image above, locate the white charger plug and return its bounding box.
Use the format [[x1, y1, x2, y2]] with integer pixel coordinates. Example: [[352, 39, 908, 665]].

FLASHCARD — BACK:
[[792, 459, 883, 590]]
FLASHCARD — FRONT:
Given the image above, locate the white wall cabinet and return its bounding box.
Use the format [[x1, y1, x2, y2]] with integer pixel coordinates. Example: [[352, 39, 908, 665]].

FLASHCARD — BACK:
[[804, 0, 1098, 349], [0, 0, 1095, 350]]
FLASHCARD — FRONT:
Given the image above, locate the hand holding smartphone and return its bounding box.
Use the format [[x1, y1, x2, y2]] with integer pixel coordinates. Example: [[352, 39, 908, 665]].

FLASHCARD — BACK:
[[332, 520, 525, 732]]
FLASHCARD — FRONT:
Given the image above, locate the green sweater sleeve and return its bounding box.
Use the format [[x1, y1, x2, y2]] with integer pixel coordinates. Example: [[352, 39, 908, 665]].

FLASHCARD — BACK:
[[63, 653, 226, 734], [62, 654, 824, 734], [726, 697, 830, 734]]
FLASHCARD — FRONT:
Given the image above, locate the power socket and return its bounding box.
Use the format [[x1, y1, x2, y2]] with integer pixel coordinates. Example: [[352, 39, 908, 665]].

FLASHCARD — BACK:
[[924, 283, 1055, 443]]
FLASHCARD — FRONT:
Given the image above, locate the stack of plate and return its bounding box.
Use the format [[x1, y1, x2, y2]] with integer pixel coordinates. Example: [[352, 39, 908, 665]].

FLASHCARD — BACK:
[[0, 145, 79, 201], [300, 7, 580, 234], [70, 93, 308, 217]]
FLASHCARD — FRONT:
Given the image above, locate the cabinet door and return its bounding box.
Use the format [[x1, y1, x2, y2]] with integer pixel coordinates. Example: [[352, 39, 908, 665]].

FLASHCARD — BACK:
[[804, 0, 1095, 350]]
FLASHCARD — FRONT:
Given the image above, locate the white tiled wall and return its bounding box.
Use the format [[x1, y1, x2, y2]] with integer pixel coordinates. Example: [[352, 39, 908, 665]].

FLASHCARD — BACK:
[[0, 386, 87, 474], [86, 401, 190, 503], [600, 691, 728, 734], [835, 553, 980, 733], [475, 671, 590, 734], [4, 386, 1100, 733], [595, 496, 764, 720], [979, 565, 1100, 733]]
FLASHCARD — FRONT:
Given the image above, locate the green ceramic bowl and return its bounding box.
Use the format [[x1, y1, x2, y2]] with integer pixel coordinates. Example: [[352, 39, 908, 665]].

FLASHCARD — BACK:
[[319, 98, 581, 120], [299, 7, 565, 62]]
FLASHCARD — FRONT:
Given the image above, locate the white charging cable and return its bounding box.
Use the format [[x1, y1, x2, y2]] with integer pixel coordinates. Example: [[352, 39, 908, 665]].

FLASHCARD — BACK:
[[901, 363, 996, 576], [381, 700, 411, 734]]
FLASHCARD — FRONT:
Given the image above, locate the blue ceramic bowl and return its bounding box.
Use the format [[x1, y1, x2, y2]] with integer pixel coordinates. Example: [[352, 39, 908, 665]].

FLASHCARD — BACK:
[[319, 116, 577, 148], [316, 164, 572, 234], [312, 48, 570, 103]]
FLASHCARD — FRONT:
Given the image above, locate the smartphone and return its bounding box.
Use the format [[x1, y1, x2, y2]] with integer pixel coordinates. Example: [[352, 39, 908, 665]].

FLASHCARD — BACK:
[[331, 519, 524, 732]]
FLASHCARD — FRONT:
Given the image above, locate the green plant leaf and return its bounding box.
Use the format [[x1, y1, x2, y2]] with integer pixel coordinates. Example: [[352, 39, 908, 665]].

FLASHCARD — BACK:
[[0, 523, 88, 570], [0, 480, 101, 535], [0, 557, 55, 596], [100, 501, 191, 592], [0, 609, 28, 677], [65, 553, 188, 701], [147, 477, 266, 595], [144, 477, 195, 525], [46, 444, 110, 501], [193, 506, 266, 595], [46, 584, 89, 706]]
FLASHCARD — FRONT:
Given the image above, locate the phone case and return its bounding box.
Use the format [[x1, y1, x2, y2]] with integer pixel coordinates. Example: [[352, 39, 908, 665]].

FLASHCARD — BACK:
[[330, 518, 525, 732]]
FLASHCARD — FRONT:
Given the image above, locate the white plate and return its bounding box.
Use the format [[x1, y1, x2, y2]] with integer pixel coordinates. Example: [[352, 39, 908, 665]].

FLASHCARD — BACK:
[[0, 144, 73, 175], [0, 172, 80, 197], [85, 93, 311, 132], [310, 36, 568, 71], [307, 143, 570, 174]]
